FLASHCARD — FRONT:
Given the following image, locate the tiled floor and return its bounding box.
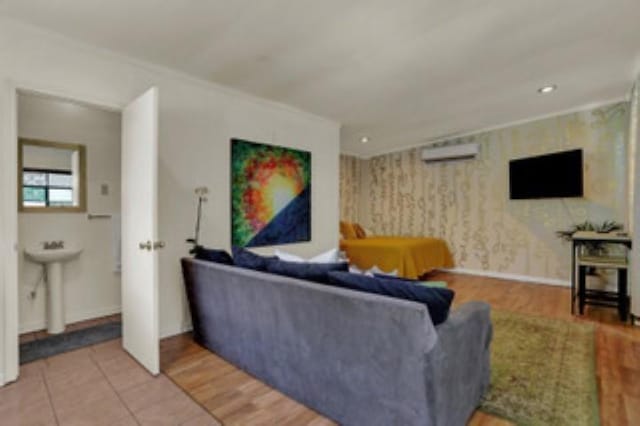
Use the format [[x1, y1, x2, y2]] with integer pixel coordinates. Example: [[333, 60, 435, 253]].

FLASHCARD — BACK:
[[1, 338, 221, 425], [19, 313, 122, 344]]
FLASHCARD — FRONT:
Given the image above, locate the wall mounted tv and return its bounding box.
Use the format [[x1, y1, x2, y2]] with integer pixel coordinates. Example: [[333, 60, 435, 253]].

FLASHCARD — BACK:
[[509, 149, 583, 199]]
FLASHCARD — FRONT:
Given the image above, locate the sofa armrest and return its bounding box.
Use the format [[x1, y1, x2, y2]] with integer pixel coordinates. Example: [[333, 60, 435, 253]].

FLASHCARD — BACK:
[[424, 301, 492, 426]]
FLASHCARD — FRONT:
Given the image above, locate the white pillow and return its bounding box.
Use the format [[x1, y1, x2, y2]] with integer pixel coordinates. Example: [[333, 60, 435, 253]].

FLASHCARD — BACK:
[[368, 265, 398, 277], [274, 249, 305, 262], [310, 248, 340, 263], [274, 248, 341, 264], [348, 264, 398, 277]]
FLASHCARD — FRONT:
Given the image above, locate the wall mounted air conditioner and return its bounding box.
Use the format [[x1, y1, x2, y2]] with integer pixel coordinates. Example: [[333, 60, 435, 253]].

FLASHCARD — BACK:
[[421, 143, 480, 163]]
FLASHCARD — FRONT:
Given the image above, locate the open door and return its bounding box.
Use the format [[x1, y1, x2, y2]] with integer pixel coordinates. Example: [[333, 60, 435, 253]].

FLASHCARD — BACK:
[[121, 87, 160, 375]]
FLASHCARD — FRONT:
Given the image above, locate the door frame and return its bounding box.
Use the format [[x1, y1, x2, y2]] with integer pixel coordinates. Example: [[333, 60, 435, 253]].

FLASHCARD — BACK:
[[1, 81, 124, 386]]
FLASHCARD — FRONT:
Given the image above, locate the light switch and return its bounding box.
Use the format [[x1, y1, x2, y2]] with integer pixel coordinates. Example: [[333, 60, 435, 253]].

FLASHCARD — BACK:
[[101, 184, 109, 196]]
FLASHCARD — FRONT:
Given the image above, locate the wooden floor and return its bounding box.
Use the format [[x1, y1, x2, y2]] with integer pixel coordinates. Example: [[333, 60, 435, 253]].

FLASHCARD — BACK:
[[160, 272, 640, 426]]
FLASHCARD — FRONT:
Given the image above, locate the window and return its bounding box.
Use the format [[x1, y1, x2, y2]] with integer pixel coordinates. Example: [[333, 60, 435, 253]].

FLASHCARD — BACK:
[[22, 169, 74, 207]]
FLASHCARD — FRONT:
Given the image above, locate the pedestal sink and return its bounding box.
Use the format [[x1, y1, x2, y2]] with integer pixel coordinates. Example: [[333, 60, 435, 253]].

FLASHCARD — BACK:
[[24, 246, 82, 334]]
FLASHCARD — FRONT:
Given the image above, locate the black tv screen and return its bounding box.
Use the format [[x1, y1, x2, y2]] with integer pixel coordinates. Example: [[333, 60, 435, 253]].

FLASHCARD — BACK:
[[509, 149, 583, 199]]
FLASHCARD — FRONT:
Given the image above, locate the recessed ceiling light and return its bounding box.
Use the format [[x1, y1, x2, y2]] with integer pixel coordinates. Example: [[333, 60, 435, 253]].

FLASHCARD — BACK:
[[360, 136, 369, 144], [538, 84, 557, 94]]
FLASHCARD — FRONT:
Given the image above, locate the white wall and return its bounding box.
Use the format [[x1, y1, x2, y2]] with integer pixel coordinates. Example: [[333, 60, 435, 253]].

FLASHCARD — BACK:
[[18, 93, 122, 333], [629, 76, 640, 319], [0, 18, 340, 384]]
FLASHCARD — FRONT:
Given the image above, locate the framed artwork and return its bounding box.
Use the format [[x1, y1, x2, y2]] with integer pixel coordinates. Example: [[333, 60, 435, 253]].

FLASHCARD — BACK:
[[231, 139, 311, 247]]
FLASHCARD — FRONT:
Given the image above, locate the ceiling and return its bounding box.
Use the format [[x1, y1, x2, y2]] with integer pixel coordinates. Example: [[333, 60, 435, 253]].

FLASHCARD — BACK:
[[2, 0, 639, 157]]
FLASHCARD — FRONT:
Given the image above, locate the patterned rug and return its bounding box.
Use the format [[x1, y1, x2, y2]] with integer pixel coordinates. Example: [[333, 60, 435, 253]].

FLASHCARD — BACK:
[[480, 310, 599, 425]]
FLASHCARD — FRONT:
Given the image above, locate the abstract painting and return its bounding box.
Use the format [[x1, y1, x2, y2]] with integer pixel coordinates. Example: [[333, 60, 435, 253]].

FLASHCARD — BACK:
[[231, 139, 311, 247]]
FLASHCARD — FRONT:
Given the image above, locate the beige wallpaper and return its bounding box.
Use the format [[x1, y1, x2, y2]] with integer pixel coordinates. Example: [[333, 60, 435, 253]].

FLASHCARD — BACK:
[[340, 102, 629, 281], [339, 154, 363, 223]]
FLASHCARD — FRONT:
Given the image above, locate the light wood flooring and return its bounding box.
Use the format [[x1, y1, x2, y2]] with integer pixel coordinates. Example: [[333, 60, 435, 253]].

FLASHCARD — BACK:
[[160, 272, 640, 426]]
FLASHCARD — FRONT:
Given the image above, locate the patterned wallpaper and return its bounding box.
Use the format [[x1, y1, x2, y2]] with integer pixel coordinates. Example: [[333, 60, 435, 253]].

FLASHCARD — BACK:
[[340, 102, 629, 281], [339, 154, 363, 223]]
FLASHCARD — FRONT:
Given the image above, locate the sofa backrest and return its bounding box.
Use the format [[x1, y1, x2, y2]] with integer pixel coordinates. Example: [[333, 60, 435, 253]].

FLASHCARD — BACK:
[[182, 258, 439, 425]]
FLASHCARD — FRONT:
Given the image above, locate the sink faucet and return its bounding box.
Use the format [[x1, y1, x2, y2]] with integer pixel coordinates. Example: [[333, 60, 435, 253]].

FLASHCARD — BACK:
[[43, 241, 64, 250]]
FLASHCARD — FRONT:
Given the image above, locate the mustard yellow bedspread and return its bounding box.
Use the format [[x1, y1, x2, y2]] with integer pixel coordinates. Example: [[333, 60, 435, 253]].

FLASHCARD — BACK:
[[340, 237, 454, 279]]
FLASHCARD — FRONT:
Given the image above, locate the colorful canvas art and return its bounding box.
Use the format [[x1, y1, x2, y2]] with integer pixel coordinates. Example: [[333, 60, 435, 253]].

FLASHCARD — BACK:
[[231, 139, 311, 247]]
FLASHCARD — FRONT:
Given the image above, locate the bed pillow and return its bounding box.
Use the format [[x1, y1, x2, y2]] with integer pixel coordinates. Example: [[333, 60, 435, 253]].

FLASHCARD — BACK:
[[350, 265, 398, 277], [232, 247, 276, 272], [340, 221, 358, 240], [327, 271, 455, 325], [352, 223, 367, 239], [267, 259, 349, 284], [274, 249, 305, 262], [274, 248, 341, 264], [194, 247, 234, 265]]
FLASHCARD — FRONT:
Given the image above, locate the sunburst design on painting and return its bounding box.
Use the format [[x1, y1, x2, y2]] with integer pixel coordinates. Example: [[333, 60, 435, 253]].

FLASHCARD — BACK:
[[231, 139, 311, 247]]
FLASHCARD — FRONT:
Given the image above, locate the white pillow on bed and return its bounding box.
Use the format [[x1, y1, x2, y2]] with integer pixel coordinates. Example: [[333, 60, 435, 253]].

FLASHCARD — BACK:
[[274, 248, 341, 264], [348, 264, 398, 277]]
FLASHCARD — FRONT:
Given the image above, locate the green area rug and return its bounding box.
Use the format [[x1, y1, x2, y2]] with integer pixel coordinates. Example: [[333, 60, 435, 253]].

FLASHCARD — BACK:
[[480, 311, 599, 425]]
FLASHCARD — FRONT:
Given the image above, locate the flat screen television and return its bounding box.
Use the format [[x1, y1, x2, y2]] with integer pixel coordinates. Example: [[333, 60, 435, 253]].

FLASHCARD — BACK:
[[509, 149, 583, 199]]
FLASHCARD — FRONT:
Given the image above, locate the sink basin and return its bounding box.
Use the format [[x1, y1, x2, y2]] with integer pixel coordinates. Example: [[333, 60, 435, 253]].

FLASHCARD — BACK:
[[24, 245, 83, 334], [25, 247, 82, 264]]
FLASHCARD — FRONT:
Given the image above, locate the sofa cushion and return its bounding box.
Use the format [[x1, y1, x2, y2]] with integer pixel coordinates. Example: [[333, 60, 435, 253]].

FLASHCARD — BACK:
[[328, 271, 455, 325], [232, 247, 276, 271], [194, 247, 234, 265], [267, 259, 349, 283]]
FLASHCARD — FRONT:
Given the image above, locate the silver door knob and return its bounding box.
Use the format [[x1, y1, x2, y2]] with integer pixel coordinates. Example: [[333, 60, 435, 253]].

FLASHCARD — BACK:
[[153, 241, 166, 250], [139, 241, 152, 251]]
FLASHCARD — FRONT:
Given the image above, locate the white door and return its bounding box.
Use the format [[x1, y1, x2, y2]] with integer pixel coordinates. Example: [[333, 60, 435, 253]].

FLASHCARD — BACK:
[[121, 87, 160, 375]]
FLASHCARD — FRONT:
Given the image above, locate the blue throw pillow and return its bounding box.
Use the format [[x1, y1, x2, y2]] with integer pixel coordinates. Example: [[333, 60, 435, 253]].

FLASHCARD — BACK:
[[194, 247, 233, 265], [266, 259, 349, 284], [372, 274, 448, 288], [373, 273, 419, 283], [327, 271, 455, 325], [232, 247, 276, 271]]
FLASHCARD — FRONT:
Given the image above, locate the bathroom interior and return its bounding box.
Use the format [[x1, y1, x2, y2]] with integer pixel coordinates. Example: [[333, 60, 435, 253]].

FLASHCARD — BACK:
[[17, 91, 123, 364]]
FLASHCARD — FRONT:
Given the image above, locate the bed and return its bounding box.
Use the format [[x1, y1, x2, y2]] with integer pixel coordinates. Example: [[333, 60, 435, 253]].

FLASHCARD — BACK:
[[339, 223, 454, 279]]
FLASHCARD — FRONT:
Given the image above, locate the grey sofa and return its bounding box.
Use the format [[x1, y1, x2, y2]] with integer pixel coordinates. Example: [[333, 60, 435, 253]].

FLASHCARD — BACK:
[[182, 258, 492, 426]]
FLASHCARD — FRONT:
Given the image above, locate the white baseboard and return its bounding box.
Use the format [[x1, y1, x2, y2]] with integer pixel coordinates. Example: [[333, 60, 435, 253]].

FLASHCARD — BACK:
[[19, 305, 121, 334], [441, 267, 570, 287]]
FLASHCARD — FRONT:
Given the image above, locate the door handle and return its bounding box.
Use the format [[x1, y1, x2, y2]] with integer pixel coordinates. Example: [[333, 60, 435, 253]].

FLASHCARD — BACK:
[[139, 241, 152, 251], [153, 241, 166, 250]]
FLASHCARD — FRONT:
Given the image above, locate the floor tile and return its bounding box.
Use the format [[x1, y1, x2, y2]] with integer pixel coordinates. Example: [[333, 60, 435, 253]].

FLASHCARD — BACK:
[[19, 360, 46, 380], [182, 412, 222, 426], [55, 392, 130, 426], [45, 347, 93, 372], [119, 375, 182, 413], [45, 355, 103, 394], [0, 376, 50, 413], [133, 391, 207, 425], [98, 352, 155, 392], [0, 398, 57, 426], [109, 415, 139, 426], [90, 338, 124, 363], [50, 377, 116, 418]]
